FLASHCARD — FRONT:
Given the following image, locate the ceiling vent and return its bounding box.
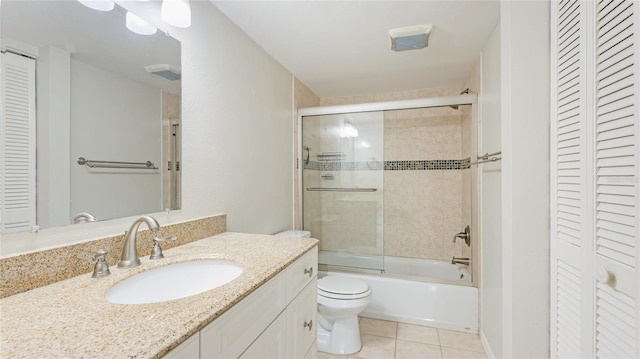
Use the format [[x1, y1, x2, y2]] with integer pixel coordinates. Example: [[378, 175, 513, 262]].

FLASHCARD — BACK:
[[389, 24, 433, 52], [145, 64, 181, 81]]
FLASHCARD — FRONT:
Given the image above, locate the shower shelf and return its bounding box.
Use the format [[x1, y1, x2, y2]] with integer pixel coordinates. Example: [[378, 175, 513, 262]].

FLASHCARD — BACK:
[[316, 152, 346, 162]]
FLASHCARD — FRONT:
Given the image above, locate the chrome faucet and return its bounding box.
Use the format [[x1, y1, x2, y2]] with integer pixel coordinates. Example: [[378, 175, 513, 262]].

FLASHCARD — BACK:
[[451, 257, 470, 265], [118, 215, 160, 268]]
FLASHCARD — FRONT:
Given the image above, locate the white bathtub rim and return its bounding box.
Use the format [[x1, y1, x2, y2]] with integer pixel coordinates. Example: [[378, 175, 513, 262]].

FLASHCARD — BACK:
[[320, 269, 479, 334], [319, 264, 476, 288]]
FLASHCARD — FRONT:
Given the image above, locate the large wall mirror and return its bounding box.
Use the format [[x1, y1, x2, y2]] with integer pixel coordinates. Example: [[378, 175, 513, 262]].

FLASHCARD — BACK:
[[1, 1, 181, 234]]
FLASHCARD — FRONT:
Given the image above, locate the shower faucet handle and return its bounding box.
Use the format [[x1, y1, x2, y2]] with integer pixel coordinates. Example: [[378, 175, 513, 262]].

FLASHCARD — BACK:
[[453, 225, 471, 247]]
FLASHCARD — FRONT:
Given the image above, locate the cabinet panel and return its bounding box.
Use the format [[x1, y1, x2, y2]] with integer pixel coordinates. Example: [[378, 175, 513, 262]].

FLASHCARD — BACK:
[[163, 333, 199, 359], [304, 341, 317, 359], [287, 279, 317, 359], [240, 312, 287, 359], [200, 271, 287, 359], [287, 250, 318, 302]]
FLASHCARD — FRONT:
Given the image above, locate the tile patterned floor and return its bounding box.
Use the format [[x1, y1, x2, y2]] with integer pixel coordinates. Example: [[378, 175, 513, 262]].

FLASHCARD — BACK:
[[318, 317, 487, 359]]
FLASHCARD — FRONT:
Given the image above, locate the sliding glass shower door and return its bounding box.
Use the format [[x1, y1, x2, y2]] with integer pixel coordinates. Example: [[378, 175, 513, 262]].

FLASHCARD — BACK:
[[302, 111, 384, 271]]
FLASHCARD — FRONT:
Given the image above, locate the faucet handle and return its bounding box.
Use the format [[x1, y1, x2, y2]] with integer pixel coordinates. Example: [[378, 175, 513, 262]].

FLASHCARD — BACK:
[[92, 249, 111, 278], [150, 235, 178, 260]]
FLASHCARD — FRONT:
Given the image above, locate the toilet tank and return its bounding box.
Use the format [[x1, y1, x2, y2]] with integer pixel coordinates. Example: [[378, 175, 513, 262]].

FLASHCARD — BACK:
[[275, 230, 311, 238]]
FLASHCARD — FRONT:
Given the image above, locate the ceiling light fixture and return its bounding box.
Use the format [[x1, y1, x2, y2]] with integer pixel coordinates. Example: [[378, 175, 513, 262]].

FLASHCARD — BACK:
[[389, 24, 433, 52], [161, 0, 192, 28], [126, 11, 157, 35], [77, 0, 114, 11]]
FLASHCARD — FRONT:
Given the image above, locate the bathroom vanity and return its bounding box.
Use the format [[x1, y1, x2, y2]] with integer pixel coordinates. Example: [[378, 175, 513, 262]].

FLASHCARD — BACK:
[[0, 232, 318, 358], [166, 248, 318, 358]]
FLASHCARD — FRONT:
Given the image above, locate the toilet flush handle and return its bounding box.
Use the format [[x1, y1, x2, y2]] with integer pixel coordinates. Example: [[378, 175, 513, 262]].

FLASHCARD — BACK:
[[304, 267, 314, 277]]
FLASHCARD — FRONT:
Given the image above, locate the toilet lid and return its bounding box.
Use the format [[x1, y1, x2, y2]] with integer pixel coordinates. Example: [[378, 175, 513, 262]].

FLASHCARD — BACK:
[[318, 276, 370, 296]]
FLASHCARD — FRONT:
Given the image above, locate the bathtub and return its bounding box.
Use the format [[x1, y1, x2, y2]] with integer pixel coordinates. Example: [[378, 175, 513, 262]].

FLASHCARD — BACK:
[[319, 253, 478, 334]]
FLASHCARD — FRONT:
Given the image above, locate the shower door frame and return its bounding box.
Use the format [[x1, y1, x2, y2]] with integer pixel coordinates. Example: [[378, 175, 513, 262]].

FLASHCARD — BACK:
[[296, 94, 479, 280]]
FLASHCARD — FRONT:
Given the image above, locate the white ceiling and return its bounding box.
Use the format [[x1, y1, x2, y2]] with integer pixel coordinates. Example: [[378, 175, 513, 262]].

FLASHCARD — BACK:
[[1, 1, 181, 94], [211, 1, 500, 98]]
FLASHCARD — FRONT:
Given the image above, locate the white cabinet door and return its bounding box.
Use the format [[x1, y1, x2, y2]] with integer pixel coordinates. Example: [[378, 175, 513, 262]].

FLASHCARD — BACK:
[[239, 312, 287, 359], [287, 279, 317, 359], [304, 341, 317, 359], [200, 271, 287, 359], [163, 334, 199, 359]]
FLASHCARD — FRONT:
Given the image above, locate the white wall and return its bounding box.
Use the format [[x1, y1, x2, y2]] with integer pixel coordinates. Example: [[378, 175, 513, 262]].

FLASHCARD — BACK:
[[180, 2, 293, 234], [478, 22, 502, 359], [36, 46, 71, 228], [120, 1, 295, 234], [500, 1, 550, 357], [70, 59, 162, 221]]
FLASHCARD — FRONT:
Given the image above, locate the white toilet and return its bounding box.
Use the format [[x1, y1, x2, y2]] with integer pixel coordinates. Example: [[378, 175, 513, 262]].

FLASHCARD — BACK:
[[275, 230, 373, 356], [316, 275, 372, 355]]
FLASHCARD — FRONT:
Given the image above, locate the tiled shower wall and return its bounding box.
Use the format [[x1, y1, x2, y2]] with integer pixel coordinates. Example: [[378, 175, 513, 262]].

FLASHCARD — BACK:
[[306, 88, 472, 262], [383, 106, 469, 261]]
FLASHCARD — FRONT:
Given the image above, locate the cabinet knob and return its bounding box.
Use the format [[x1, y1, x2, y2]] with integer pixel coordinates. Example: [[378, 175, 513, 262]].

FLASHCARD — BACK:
[[304, 267, 313, 277], [596, 266, 615, 285], [304, 320, 313, 331]]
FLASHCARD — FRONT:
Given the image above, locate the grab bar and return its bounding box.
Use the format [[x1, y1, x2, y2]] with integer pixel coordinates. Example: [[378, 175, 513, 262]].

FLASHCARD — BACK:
[[306, 187, 377, 192], [77, 157, 158, 170]]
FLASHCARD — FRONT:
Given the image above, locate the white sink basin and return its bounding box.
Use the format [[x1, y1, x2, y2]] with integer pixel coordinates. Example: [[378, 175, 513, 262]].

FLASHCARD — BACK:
[[106, 260, 243, 304]]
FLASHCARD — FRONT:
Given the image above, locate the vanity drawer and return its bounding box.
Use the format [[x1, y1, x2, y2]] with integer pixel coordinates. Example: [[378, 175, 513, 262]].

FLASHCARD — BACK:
[[286, 248, 318, 302], [287, 279, 317, 359]]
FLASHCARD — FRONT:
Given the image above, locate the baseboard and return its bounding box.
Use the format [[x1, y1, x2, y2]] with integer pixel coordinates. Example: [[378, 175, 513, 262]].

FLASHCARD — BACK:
[[480, 330, 496, 359]]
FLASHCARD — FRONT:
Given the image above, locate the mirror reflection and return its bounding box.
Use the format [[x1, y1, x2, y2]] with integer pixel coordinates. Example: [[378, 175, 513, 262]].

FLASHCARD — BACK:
[[0, 1, 181, 234]]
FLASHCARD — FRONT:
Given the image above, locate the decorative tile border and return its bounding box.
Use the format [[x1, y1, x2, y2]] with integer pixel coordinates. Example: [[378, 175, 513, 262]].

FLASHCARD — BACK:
[[304, 158, 471, 171]]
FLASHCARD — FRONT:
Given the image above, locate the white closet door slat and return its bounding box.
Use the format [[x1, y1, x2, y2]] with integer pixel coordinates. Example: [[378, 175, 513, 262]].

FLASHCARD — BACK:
[[555, 259, 582, 358]]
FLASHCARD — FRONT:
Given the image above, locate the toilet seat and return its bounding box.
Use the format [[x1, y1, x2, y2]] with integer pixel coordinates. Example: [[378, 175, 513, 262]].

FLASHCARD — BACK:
[[318, 276, 371, 300]]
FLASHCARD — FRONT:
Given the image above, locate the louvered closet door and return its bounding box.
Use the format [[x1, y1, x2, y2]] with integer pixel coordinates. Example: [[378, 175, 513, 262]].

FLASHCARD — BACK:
[[0, 52, 36, 233], [593, 0, 638, 357], [551, 0, 591, 357], [551, 1, 640, 358]]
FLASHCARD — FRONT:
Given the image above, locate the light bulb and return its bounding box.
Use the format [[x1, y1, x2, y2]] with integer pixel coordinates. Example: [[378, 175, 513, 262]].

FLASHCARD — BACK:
[[126, 11, 157, 35], [161, 0, 191, 28], [77, 0, 114, 11]]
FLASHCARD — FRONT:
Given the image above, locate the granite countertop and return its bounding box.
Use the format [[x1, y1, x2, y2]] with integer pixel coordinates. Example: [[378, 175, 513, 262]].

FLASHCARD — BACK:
[[0, 232, 318, 358]]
